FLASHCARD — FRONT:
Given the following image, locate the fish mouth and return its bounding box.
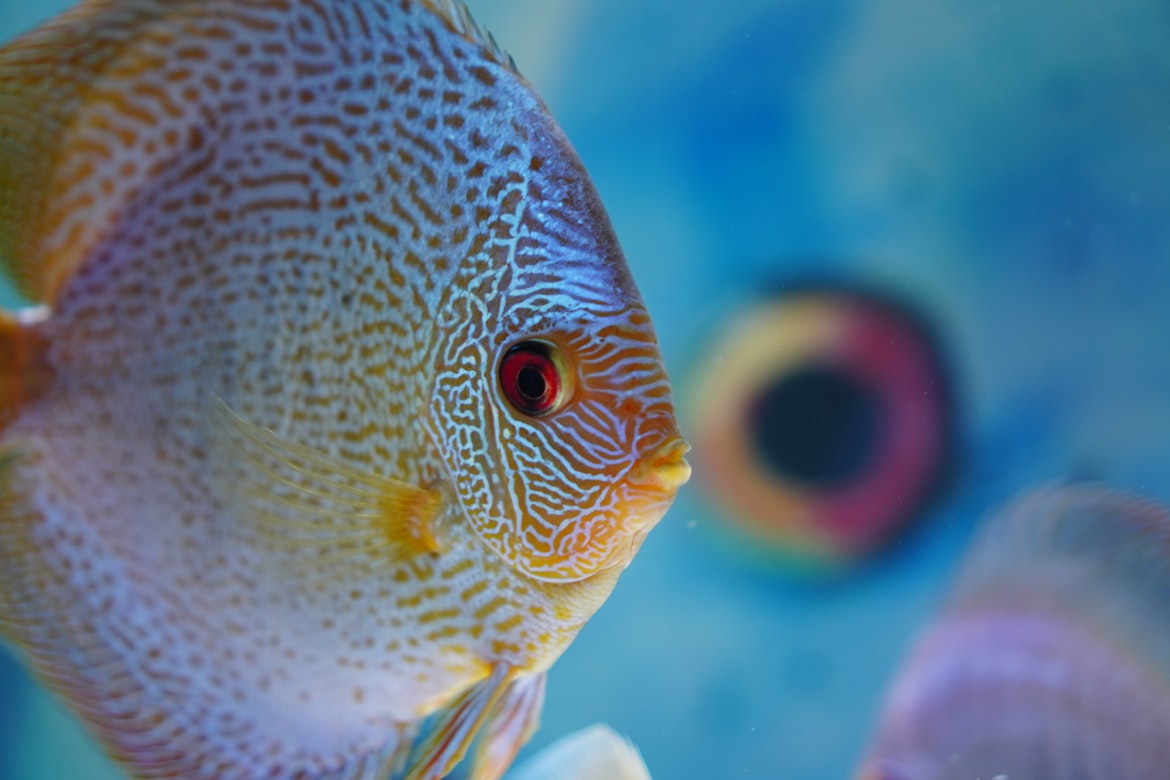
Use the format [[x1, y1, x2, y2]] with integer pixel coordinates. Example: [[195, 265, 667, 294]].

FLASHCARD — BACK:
[[505, 436, 691, 582], [628, 437, 692, 493]]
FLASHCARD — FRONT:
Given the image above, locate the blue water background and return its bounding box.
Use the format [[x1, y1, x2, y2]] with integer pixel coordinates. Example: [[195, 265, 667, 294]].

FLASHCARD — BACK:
[[2, 0, 1170, 777]]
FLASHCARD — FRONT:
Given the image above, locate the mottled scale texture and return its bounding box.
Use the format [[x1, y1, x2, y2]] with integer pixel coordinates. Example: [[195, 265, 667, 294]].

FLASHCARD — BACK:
[[0, 1, 686, 778]]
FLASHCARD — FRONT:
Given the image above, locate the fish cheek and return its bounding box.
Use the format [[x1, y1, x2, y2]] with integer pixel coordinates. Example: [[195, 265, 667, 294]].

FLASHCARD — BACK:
[[425, 345, 624, 582], [425, 359, 507, 543], [507, 397, 640, 580], [426, 282, 649, 580]]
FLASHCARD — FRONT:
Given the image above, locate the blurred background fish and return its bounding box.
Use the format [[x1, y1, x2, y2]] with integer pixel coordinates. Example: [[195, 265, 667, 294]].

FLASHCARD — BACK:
[[4, 0, 1170, 777], [856, 485, 1170, 779]]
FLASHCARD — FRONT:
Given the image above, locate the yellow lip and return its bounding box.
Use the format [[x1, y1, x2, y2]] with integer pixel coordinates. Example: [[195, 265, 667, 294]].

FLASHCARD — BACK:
[[632, 437, 692, 492]]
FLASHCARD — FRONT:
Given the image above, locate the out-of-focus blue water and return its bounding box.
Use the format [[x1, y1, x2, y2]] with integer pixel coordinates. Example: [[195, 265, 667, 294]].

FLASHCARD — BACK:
[[3, 0, 1170, 778]]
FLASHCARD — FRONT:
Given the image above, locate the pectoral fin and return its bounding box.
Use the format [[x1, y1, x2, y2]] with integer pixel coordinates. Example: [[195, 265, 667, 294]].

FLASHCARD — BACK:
[[404, 665, 513, 780], [470, 672, 546, 780], [208, 395, 442, 569]]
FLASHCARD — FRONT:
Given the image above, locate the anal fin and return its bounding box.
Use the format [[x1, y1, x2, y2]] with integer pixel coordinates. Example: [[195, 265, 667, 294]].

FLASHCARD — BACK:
[[470, 672, 546, 780], [403, 665, 513, 780]]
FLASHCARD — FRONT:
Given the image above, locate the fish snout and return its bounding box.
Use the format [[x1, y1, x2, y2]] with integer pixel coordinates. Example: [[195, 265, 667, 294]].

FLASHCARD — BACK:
[[631, 437, 692, 492]]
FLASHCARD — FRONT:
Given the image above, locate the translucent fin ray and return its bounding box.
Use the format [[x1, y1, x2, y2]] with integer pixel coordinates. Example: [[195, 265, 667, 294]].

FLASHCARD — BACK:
[[403, 665, 512, 780], [209, 395, 443, 571], [470, 672, 546, 780]]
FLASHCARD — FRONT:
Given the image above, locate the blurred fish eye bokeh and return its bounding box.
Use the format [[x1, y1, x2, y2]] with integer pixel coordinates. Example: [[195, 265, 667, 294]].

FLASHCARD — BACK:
[[5, 0, 1170, 778], [687, 283, 954, 572]]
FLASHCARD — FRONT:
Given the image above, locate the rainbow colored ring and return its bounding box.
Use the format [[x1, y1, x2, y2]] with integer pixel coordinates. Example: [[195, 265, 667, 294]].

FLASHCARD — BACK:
[[690, 289, 951, 566]]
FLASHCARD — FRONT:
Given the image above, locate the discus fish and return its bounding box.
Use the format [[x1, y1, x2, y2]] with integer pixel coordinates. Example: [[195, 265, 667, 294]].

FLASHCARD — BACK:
[[0, 1, 690, 778], [856, 485, 1170, 780]]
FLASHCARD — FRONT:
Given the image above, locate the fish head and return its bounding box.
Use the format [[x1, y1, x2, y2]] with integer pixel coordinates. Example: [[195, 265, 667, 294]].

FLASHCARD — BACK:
[[425, 117, 689, 584], [489, 317, 690, 581]]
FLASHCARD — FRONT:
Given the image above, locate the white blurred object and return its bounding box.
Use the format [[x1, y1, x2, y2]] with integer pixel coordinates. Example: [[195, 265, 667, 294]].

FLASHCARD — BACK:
[[507, 724, 651, 780]]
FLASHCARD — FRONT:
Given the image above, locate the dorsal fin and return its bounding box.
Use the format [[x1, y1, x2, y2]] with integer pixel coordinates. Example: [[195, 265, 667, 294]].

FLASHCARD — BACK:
[[955, 483, 1170, 674], [421, 0, 519, 74], [0, 0, 517, 307], [0, 0, 194, 303]]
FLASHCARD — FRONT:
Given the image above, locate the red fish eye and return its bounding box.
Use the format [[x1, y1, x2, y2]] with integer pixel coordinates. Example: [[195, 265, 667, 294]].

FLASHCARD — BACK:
[[499, 341, 566, 417]]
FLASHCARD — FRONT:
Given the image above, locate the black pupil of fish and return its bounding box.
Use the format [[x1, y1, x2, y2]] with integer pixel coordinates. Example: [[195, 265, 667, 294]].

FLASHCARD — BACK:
[[517, 363, 550, 402], [748, 365, 882, 488]]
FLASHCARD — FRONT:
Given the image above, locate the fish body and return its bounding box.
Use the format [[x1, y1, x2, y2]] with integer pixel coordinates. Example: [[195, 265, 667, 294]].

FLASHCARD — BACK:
[[0, 1, 688, 778], [856, 486, 1170, 780]]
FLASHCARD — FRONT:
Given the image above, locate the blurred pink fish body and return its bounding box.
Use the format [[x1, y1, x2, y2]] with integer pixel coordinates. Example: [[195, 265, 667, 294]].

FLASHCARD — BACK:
[[0, 1, 689, 778], [857, 486, 1170, 780]]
